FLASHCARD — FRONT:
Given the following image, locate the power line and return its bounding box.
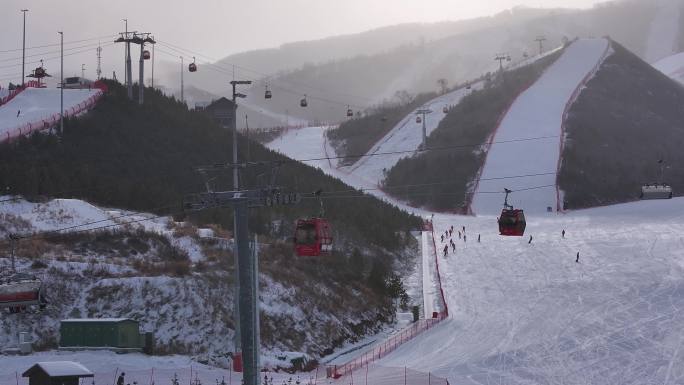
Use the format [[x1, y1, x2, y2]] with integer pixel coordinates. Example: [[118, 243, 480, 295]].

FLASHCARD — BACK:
[[154, 46, 367, 109], [0, 40, 105, 64], [270, 134, 560, 164], [154, 40, 374, 105], [0, 42, 116, 70], [0, 34, 117, 54]]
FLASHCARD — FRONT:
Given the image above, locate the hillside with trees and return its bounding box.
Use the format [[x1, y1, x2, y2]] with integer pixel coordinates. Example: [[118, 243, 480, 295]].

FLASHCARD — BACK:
[[381, 51, 563, 211], [558, 41, 684, 209], [0, 81, 423, 359]]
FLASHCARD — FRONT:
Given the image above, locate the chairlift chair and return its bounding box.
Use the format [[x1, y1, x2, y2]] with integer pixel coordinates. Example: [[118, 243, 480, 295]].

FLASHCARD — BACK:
[[188, 57, 197, 72], [346, 106, 353, 117], [264, 85, 272, 99], [300, 95, 308, 107], [143, 50, 151, 60], [442, 106, 449, 114], [416, 116, 422, 124], [640, 160, 673, 199]]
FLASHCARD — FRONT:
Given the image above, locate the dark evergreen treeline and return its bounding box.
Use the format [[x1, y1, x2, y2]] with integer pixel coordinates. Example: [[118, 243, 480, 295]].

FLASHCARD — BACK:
[[327, 92, 438, 166], [0, 81, 421, 251], [559, 41, 684, 208], [382, 51, 563, 211]]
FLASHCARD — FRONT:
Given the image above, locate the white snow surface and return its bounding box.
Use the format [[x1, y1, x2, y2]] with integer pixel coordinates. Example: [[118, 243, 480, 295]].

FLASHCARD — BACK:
[[644, 0, 682, 63], [0, 351, 304, 385], [471, 38, 610, 215], [347, 198, 684, 385], [29, 361, 93, 377], [0, 88, 99, 137], [653, 51, 684, 85], [346, 83, 482, 185], [0, 197, 118, 232]]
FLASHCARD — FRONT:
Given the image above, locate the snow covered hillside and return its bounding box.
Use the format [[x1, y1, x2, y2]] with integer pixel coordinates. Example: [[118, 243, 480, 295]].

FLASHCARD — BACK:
[[347, 82, 482, 186], [363, 198, 684, 385], [471, 38, 610, 215], [0, 88, 100, 138], [644, 0, 682, 63], [654, 51, 684, 85], [0, 197, 401, 366]]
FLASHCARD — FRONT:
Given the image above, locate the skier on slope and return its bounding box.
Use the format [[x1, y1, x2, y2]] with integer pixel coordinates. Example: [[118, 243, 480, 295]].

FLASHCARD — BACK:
[[443, 244, 449, 257], [450, 239, 456, 252], [576, 251, 580, 263], [562, 229, 566, 238], [441, 234, 444, 243], [117, 373, 125, 385], [477, 234, 481, 243], [458, 231, 461, 239], [528, 235, 533, 244]]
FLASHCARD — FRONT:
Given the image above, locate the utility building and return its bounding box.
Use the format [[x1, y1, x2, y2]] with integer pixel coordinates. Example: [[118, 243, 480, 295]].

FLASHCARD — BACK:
[[59, 318, 152, 353], [22, 361, 93, 385], [204, 97, 236, 129]]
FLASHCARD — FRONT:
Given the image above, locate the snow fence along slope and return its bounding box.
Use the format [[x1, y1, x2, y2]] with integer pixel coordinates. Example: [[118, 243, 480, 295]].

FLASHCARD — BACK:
[[346, 83, 482, 186], [471, 38, 610, 215], [0, 87, 101, 140]]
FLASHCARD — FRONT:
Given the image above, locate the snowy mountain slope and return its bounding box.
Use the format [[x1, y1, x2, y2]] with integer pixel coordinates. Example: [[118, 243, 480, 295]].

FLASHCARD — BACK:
[[644, 0, 682, 63], [269, 122, 684, 385], [354, 198, 684, 385], [0, 88, 100, 137], [346, 83, 482, 186], [471, 38, 611, 215], [653, 51, 684, 85]]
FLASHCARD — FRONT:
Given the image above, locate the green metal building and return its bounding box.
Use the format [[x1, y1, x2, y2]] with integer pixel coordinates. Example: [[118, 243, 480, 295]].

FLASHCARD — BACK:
[[59, 318, 151, 352]]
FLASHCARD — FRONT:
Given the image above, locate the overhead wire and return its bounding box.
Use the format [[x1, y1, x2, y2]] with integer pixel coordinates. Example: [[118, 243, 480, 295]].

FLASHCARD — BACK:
[[155, 40, 375, 103], [0, 42, 116, 70], [0, 34, 118, 54]]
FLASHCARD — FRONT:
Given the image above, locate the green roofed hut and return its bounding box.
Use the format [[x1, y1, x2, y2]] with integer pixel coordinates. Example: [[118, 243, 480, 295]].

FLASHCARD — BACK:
[[22, 361, 93, 385], [59, 318, 152, 353]]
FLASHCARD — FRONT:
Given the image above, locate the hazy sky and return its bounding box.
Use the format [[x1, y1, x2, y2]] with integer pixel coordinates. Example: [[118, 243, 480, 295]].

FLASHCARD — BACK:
[[0, 0, 606, 84]]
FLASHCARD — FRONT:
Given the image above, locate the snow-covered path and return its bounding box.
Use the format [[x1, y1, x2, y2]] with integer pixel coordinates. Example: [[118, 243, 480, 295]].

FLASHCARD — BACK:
[[644, 0, 682, 63], [347, 83, 482, 186], [0, 88, 100, 137], [471, 39, 610, 215], [371, 199, 684, 384]]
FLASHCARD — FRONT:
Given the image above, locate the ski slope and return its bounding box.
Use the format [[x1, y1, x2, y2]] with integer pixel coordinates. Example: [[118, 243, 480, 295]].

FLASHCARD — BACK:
[[653, 51, 684, 85], [268, 122, 684, 384], [471, 38, 610, 215], [644, 0, 682, 63], [347, 83, 482, 186], [365, 199, 684, 385], [0, 88, 100, 138]]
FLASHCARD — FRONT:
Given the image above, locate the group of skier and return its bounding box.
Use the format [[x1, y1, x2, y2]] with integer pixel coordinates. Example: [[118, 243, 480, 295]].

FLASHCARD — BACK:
[[437, 225, 580, 263], [440, 225, 481, 257]]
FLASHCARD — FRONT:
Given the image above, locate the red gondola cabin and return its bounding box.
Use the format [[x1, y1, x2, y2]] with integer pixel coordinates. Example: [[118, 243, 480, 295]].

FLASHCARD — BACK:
[[498, 188, 526, 236], [498, 209, 526, 236], [294, 218, 332, 257]]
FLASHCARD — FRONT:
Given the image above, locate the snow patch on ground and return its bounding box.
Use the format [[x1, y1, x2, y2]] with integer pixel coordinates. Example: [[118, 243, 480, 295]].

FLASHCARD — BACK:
[[653, 51, 684, 85]]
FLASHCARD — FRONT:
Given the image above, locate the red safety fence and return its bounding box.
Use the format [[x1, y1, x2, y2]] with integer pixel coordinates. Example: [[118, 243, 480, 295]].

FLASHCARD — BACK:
[[326, 219, 449, 380], [1, 81, 108, 143], [332, 364, 449, 385]]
